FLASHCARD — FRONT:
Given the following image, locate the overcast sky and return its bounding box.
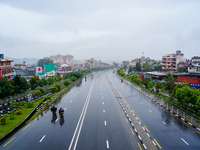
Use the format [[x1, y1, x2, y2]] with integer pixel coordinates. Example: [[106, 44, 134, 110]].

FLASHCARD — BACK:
[[0, 0, 200, 62]]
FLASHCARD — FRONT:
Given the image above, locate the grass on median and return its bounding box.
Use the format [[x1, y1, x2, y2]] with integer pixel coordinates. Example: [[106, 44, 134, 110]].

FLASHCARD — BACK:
[[0, 97, 45, 138]]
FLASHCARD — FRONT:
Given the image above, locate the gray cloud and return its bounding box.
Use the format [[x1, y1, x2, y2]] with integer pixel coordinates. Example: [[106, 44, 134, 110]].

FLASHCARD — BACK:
[[0, 0, 200, 62]]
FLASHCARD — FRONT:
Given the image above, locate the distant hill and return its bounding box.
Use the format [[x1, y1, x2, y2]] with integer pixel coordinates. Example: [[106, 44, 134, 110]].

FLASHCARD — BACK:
[[6, 57, 39, 65]]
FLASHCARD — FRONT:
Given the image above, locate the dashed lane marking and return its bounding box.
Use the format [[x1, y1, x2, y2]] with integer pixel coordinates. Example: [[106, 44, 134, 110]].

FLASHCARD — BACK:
[[64, 107, 67, 110], [181, 138, 189, 145], [122, 111, 125, 115], [39, 135, 46, 143], [132, 109, 135, 113], [182, 120, 189, 126], [102, 102, 104, 105], [144, 126, 149, 132], [137, 143, 142, 150], [23, 124, 30, 131], [3, 137, 15, 147], [70, 100, 72, 103], [104, 121, 107, 126], [130, 128, 134, 135], [103, 110, 105, 113], [170, 113, 176, 117], [137, 116, 141, 122], [162, 121, 166, 125], [106, 140, 109, 149], [154, 139, 162, 149], [149, 109, 152, 112], [55, 118, 59, 122]]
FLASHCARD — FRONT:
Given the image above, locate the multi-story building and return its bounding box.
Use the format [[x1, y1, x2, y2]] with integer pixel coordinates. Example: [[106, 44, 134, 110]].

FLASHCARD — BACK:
[[161, 50, 184, 71], [188, 56, 200, 73], [0, 54, 14, 81], [49, 54, 74, 66], [59, 64, 72, 77]]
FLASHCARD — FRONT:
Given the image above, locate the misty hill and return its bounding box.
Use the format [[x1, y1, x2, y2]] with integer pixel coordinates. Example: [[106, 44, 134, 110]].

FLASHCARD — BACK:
[[6, 57, 39, 65]]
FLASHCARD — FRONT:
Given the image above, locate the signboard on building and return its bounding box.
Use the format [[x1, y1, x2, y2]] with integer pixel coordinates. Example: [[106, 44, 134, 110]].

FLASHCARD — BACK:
[[36, 67, 42, 75]]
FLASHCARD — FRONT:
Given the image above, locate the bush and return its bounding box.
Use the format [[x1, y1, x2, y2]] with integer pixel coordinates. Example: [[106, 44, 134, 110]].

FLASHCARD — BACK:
[[15, 109, 22, 115], [1, 118, 6, 125], [0, 114, 7, 125], [64, 80, 72, 87], [9, 101, 26, 108], [26, 101, 34, 108], [70, 76, 77, 82]]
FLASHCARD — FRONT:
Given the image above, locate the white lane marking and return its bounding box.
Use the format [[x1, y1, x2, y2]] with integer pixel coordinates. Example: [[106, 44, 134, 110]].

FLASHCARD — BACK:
[[138, 135, 142, 140], [64, 107, 67, 110], [181, 138, 189, 145], [147, 133, 150, 137], [152, 141, 156, 146], [55, 118, 59, 122], [102, 97, 104, 99], [103, 110, 105, 113], [104, 121, 107, 126], [102, 102, 104, 105], [143, 144, 147, 149], [101, 92, 103, 94], [74, 95, 76, 97], [68, 73, 98, 150], [106, 140, 109, 149], [141, 102, 143, 104], [70, 100, 72, 103], [162, 121, 166, 125], [149, 109, 152, 112], [39, 135, 46, 142]]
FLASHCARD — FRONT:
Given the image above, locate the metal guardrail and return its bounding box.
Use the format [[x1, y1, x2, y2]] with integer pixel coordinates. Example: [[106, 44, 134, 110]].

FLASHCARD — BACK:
[[118, 75, 200, 130]]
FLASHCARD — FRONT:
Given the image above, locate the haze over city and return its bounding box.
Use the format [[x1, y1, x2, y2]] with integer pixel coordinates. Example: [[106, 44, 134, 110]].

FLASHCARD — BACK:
[[0, 0, 200, 61]]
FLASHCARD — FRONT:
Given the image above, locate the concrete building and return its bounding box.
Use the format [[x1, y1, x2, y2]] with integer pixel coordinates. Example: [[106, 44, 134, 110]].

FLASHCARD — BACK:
[[0, 54, 14, 81], [49, 54, 74, 66], [161, 50, 184, 71], [188, 56, 200, 73], [59, 64, 72, 77]]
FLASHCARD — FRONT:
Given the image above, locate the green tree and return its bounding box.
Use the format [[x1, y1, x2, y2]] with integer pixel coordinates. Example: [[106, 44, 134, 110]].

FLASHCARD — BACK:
[[29, 75, 40, 89], [154, 65, 162, 71], [39, 78, 48, 87], [0, 77, 14, 98], [195, 96, 200, 110], [37, 58, 53, 69], [142, 62, 150, 72], [155, 81, 162, 94], [136, 63, 141, 71], [11, 75, 30, 93], [142, 78, 150, 88], [49, 86, 58, 94], [64, 80, 72, 87], [47, 77, 54, 85], [178, 67, 187, 72], [164, 72, 177, 96], [122, 61, 129, 70], [70, 76, 77, 82], [38, 87, 46, 95], [34, 90, 42, 97], [55, 84, 62, 92], [147, 81, 153, 89]]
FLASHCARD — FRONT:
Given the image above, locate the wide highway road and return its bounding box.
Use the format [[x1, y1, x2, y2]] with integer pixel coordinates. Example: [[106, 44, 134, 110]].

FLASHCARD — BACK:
[[108, 71, 200, 150], [1, 70, 200, 150], [1, 70, 143, 150]]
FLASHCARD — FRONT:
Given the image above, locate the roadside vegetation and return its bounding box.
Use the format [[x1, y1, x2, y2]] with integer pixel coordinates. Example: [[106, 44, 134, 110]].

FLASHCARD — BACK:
[[117, 68, 200, 119], [0, 67, 110, 138]]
